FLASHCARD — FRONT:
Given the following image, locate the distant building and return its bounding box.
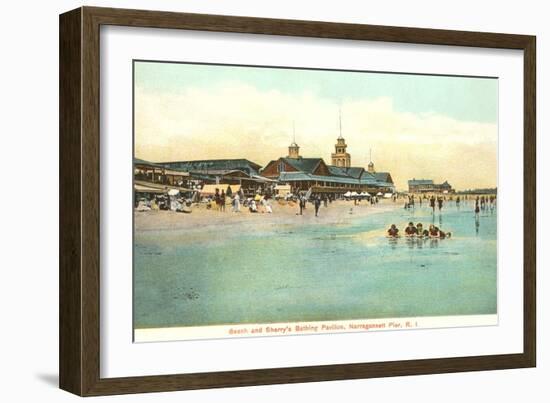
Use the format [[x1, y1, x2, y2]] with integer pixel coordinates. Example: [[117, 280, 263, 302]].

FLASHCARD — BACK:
[[438, 180, 453, 194], [458, 187, 497, 195], [408, 178, 454, 194]]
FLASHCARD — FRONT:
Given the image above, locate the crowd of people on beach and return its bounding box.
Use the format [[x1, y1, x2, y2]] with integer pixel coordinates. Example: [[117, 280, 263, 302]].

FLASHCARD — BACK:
[[474, 195, 496, 216], [387, 222, 451, 239], [404, 194, 446, 212], [135, 194, 191, 212], [206, 187, 274, 214], [404, 194, 497, 218]]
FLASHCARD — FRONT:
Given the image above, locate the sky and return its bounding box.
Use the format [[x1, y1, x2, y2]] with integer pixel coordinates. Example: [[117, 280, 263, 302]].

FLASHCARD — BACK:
[[134, 61, 498, 191]]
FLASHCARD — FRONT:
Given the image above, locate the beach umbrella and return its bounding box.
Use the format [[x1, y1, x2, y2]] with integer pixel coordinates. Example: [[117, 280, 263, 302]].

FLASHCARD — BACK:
[[344, 191, 352, 197], [351, 191, 358, 196], [376, 192, 383, 196]]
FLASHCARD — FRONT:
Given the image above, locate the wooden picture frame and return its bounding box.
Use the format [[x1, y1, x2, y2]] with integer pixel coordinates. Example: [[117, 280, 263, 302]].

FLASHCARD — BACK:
[[59, 6, 536, 396]]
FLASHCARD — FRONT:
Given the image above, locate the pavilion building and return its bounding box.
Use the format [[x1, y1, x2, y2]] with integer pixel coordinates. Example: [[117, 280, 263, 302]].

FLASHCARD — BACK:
[[261, 137, 395, 195]]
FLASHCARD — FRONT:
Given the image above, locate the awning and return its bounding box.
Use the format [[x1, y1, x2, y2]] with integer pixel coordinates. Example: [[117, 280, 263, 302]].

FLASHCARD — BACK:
[[134, 180, 193, 193], [248, 175, 277, 183], [134, 184, 165, 194], [163, 169, 190, 177]]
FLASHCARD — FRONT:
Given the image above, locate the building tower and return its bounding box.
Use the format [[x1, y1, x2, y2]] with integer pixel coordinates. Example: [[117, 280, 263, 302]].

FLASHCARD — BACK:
[[331, 109, 351, 167], [367, 148, 375, 173], [287, 122, 300, 159]]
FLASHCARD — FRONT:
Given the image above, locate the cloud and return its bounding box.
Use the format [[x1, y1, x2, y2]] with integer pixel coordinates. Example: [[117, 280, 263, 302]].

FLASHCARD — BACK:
[[135, 83, 497, 190]]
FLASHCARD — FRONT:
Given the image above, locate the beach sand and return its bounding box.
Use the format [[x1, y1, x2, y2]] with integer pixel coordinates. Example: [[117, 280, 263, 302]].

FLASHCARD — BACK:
[[134, 199, 401, 232]]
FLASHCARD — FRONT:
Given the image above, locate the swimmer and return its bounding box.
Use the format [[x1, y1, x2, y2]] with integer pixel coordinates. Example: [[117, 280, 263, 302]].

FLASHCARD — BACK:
[[387, 224, 399, 237], [405, 222, 418, 236]]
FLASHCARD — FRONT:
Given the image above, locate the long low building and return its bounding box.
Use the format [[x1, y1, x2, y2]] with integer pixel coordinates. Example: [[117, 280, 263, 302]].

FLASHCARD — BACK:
[[136, 158, 276, 196], [408, 178, 454, 194], [158, 158, 262, 177]]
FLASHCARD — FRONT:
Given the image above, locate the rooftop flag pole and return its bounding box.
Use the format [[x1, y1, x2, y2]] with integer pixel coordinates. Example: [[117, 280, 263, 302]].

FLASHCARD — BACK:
[[339, 107, 342, 139]]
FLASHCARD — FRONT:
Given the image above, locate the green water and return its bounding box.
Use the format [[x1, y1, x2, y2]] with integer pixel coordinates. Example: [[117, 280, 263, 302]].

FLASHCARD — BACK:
[[134, 201, 497, 328]]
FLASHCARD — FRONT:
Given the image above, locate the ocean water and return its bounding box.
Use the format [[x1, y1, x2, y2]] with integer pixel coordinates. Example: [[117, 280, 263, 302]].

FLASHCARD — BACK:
[[134, 201, 497, 328]]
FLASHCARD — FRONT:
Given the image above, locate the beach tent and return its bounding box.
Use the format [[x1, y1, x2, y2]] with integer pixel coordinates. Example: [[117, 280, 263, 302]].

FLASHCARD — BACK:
[[360, 192, 370, 198], [168, 189, 180, 196], [351, 191, 358, 197], [275, 184, 291, 196], [344, 191, 352, 198], [376, 192, 383, 196], [384, 193, 393, 198]]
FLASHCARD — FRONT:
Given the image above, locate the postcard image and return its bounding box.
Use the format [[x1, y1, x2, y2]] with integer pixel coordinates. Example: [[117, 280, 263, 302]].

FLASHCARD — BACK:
[[132, 61, 498, 342]]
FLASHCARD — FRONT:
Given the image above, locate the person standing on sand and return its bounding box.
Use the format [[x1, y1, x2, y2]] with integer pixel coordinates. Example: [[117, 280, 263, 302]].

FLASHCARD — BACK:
[[233, 193, 240, 212], [298, 195, 304, 215], [220, 190, 226, 212], [214, 188, 221, 211], [314, 196, 321, 217]]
